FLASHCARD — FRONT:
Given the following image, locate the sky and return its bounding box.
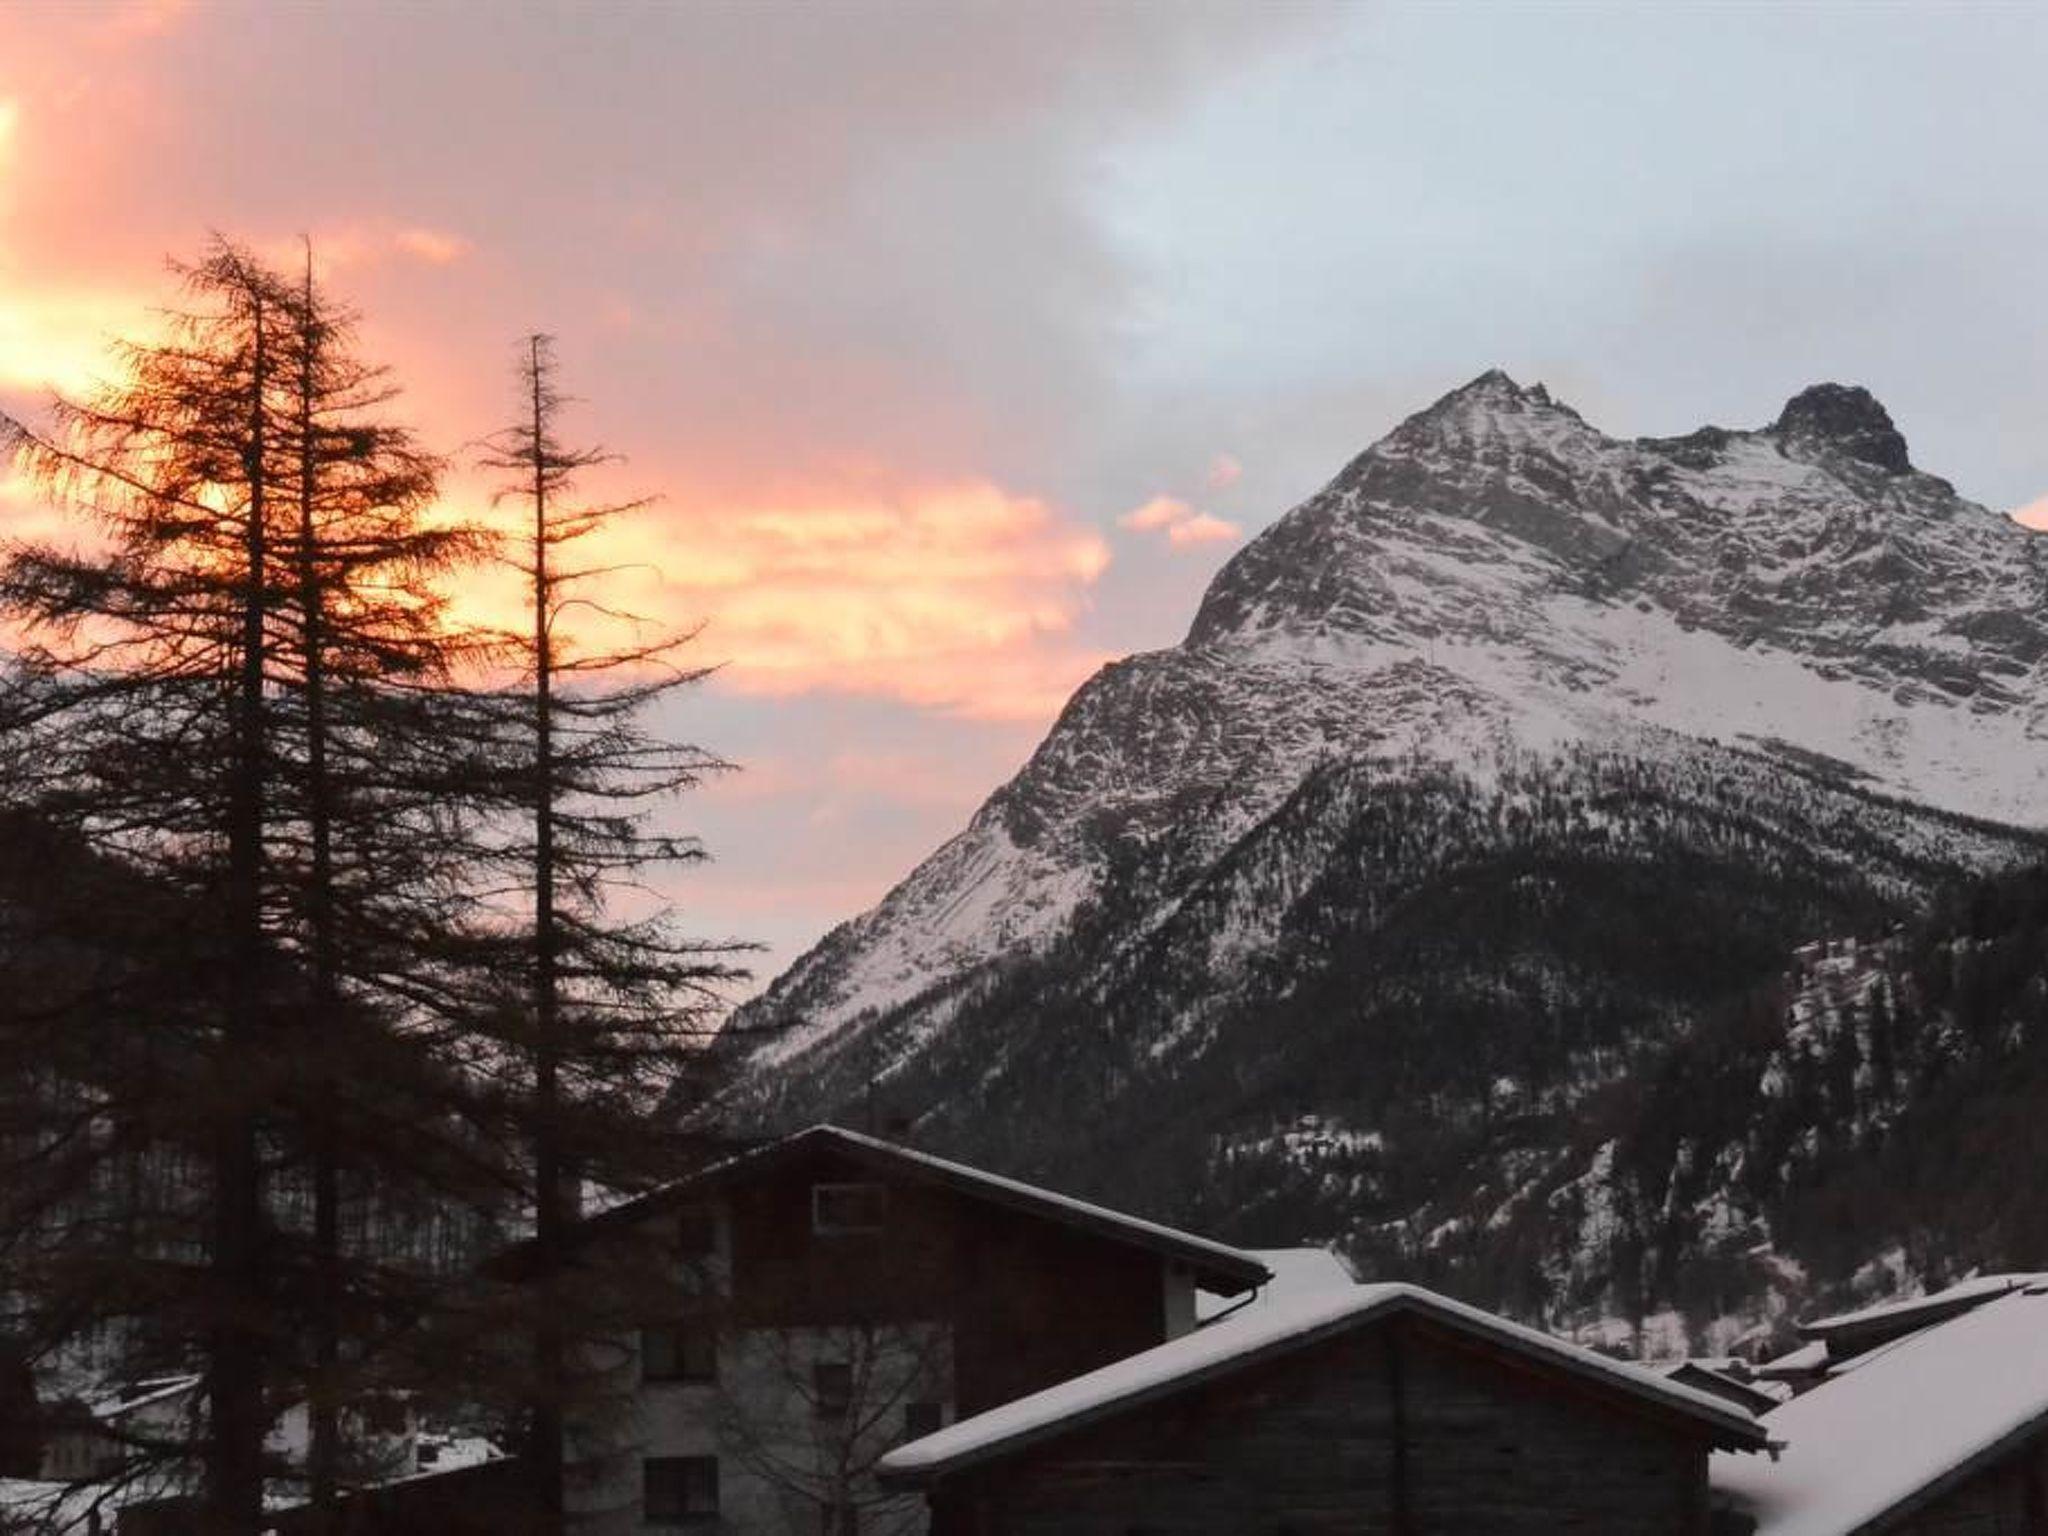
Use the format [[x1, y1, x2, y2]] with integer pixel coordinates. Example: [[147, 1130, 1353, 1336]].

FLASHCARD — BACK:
[[4, 0, 2047, 987]]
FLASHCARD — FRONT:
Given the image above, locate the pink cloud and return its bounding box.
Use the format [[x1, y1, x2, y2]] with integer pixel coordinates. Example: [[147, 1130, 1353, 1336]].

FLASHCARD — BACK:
[[1167, 511, 1242, 546], [2014, 496, 2048, 530], [1119, 493, 1241, 550], [1119, 494, 1193, 532], [393, 226, 470, 265], [676, 480, 1114, 720], [427, 469, 1115, 723], [1205, 452, 1242, 489]]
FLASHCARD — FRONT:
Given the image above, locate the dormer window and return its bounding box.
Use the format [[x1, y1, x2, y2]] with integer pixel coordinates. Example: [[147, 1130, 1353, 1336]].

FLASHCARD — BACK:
[[812, 1182, 887, 1235]]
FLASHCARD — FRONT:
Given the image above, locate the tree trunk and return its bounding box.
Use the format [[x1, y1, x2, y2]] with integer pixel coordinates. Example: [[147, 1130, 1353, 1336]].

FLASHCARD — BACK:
[[209, 284, 272, 1536], [527, 334, 567, 1534]]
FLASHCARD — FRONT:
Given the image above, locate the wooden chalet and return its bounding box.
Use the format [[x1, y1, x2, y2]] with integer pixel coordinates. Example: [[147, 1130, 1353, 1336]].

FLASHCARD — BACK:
[[553, 1124, 1270, 1535], [1714, 1278, 2048, 1535], [878, 1282, 1770, 1536]]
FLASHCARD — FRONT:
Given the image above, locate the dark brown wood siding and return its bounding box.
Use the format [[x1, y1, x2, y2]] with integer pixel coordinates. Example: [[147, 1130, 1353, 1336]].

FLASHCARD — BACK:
[[931, 1316, 1716, 1536], [1885, 1431, 2048, 1536], [722, 1142, 1171, 1414]]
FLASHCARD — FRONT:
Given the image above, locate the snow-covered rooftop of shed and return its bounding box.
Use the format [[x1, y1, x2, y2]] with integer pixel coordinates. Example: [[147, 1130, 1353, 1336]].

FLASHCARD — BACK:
[[1756, 1340, 1829, 1379], [90, 1373, 200, 1421], [1658, 1361, 1789, 1414], [880, 1281, 1765, 1483], [1800, 1273, 2043, 1337], [1194, 1245, 1356, 1322], [1713, 1284, 2048, 1536]]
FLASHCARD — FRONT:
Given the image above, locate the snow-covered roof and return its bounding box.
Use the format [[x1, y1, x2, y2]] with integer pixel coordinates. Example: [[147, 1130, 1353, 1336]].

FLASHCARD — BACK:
[[574, 1125, 1270, 1294], [1713, 1282, 2048, 1536], [1194, 1245, 1355, 1322], [1658, 1360, 1787, 1417], [879, 1281, 1767, 1484], [89, 1374, 201, 1423], [1755, 1339, 1829, 1381], [1800, 1273, 2041, 1343]]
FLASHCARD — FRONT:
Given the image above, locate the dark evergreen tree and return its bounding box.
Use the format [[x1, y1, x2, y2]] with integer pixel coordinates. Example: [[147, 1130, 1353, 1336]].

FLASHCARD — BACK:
[[0, 240, 498, 1532], [472, 335, 747, 1527]]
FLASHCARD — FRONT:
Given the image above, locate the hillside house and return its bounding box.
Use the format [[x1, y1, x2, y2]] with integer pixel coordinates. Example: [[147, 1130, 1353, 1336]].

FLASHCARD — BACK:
[[1714, 1277, 2048, 1535], [38, 1373, 418, 1502], [878, 1281, 1769, 1536], [553, 1125, 1270, 1535], [39, 1376, 200, 1484]]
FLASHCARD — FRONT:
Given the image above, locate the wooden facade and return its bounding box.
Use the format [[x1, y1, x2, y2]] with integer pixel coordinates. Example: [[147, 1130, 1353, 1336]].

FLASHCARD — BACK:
[[559, 1126, 1266, 1535], [1852, 1430, 2048, 1536], [900, 1306, 1760, 1536], [716, 1137, 1213, 1416]]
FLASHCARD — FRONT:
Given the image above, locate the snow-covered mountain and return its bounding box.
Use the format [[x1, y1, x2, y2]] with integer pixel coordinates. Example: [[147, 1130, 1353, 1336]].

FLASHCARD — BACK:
[[724, 372, 2048, 1335]]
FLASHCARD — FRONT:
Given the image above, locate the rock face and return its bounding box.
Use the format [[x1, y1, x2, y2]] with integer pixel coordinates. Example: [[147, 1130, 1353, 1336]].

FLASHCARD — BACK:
[[1771, 383, 1913, 475], [723, 371, 2048, 1342]]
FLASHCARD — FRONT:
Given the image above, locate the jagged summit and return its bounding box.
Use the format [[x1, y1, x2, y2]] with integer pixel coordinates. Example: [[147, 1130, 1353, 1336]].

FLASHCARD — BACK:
[[1772, 382, 1911, 474], [1444, 367, 1542, 404], [1393, 368, 1578, 437]]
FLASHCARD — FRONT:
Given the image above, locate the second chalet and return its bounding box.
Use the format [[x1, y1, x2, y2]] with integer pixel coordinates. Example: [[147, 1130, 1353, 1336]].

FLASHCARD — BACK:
[[549, 1124, 1270, 1535]]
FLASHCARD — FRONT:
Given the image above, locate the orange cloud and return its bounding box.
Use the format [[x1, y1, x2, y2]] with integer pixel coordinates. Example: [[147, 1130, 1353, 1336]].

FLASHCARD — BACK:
[[674, 480, 1114, 719], [0, 283, 156, 398], [425, 472, 1113, 722], [1167, 511, 1241, 546], [1120, 494, 1191, 532], [393, 227, 471, 266], [1118, 493, 1241, 550], [2015, 495, 2048, 530]]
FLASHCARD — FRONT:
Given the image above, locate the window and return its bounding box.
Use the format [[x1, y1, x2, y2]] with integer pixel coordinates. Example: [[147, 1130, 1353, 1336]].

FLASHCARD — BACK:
[[813, 1361, 853, 1419], [642, 1323, 718, 1383], [645, 1456, 718, 1524], [675, 1205, 717, 1258], [811, 1182, 887, 1235]]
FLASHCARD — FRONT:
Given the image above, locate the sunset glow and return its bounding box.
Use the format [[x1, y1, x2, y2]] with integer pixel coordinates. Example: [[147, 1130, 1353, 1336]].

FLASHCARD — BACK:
[[5, 0, 2048, 979]]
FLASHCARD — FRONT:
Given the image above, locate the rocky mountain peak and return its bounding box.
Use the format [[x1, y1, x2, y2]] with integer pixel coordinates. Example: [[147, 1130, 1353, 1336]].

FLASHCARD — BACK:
[[1771, 383, 1911, 475], [1413, 367, 1566, 420]]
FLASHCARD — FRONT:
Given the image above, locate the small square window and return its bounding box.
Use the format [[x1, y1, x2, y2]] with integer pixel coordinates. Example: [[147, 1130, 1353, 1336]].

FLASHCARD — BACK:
[[813, 1361, 853, 1419], [645, 1455, 718, 1523], [643, 1323, 718, 1383], [675, 1206, 717, 1258], [812, 1182, 886, 1235], [903, 1401, 945, 1440]]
